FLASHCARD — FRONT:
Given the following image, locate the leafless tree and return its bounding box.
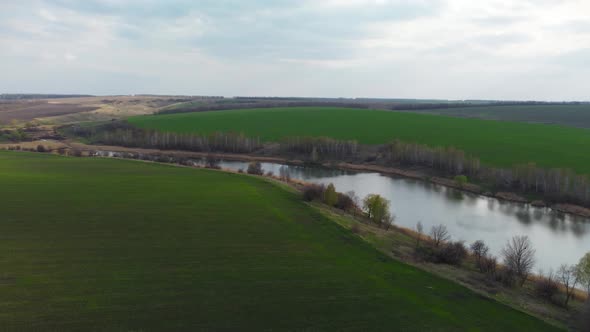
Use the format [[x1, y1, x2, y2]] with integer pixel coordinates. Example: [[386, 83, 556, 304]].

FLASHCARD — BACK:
[[470, 240, 489, 265], [557, 264, 580, 308], [501, 236, 536, 286], [430, 224, 450, 247]]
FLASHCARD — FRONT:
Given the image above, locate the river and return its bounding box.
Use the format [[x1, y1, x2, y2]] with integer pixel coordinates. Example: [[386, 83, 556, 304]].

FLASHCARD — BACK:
[[212, 159, 590, 272]]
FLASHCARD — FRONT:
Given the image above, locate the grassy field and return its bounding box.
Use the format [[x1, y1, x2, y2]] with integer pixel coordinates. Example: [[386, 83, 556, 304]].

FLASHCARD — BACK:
[[403, 104, 590, 129], [0, 151, 560, 331], [130, 107, 590, 174]]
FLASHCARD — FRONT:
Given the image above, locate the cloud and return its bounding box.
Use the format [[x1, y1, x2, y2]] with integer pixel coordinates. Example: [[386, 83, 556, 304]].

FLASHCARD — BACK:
[[0, 0, 589, 100]]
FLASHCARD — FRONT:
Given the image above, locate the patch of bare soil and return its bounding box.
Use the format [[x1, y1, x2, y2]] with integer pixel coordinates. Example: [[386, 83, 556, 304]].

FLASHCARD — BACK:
[[0, 100, 98, 122]]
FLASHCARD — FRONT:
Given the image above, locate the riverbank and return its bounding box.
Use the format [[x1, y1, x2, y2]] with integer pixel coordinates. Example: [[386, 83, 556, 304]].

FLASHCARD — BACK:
[[10, 139, 589, 219]]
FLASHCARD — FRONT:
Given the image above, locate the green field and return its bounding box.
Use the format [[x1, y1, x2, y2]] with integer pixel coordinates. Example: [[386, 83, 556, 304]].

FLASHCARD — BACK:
[[130, 107, 590, 174], [0, 152, 559, 331], [404, 104, 590, 129]]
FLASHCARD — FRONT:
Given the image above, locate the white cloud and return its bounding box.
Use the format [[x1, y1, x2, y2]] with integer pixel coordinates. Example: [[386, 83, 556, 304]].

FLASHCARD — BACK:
[[0, 0, 589, 100]]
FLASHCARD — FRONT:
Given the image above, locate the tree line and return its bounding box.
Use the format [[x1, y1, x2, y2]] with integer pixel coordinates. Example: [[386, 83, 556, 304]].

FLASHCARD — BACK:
[[381, 139, 590, 206], [281, 136, 359, 160], [68, 123, 262, 154]]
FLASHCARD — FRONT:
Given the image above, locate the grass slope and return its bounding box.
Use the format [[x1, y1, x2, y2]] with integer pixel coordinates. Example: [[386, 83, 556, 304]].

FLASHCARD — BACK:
[[130, 107, 590, 174], [0, 152, 560, 331]]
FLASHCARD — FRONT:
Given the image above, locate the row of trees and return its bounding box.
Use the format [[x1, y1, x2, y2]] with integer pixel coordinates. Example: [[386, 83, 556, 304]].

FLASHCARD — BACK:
[[382, 139, 590, 206], [383, 140, 481, 175], [93, 129, 262, 154], [281, 136, 359, 161], [483, 164, 590, 205]]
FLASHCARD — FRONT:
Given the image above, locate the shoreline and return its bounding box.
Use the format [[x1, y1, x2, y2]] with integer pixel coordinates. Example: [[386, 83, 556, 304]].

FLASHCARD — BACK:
[[4, 139, 590, 219]]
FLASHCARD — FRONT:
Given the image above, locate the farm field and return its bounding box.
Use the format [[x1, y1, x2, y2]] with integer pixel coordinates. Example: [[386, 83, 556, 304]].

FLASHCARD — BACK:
[[0, 151, 560, 331], [403, 104, 590, 129], [129, 107, 590, 174]]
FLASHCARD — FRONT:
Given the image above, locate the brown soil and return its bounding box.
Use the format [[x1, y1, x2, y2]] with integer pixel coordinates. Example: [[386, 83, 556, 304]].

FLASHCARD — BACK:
[[0, 101, 98, 122]]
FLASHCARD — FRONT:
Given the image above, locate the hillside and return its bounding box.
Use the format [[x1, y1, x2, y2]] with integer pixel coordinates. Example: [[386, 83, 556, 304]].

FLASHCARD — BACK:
[[0, 152, 560, 331]]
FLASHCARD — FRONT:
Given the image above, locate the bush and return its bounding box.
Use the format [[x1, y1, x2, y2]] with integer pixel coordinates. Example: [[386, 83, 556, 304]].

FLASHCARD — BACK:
[[247, 161, 263, 175], [323, 183, 338, 206], [302, 184, 325, 202], [414, 245, 437, 262], [495, 267, 517, 287], [454, 175, 468, 187], [479, 255, 498, 276], [335, 192, 357, 212], [436, 241, 468, 266], [534, 273, 559, 302], [36, 144, 46, 153]]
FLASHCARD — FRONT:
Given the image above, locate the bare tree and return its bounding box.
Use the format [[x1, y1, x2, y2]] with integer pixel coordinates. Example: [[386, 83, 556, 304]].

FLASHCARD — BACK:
[[430, 224, 450, 247], [416, 221, 424, 247], [470, 240, 489, 265], [557, 264, 580, 308], [501, 236, 536, 286]]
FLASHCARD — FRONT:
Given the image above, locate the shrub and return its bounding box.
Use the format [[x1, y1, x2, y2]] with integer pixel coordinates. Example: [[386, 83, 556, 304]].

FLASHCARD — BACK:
[[414, 245, 437, 262], [454, 175, 468, 187], [479, 255, 498, 276], [496, 267, 517, 287], [302, 184, 325, 202], [237, 168, 244, 173], [436, 241, 468, 266], [336, 192, 357, 212], [247, 161, 263, 175], [323, 183, 338, 206], [534, 271, 559, 302], [36, 144, 46, 153]]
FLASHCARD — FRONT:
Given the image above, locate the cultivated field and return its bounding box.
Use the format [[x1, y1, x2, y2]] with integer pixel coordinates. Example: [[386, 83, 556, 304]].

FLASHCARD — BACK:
[[129, 107, 590, 175], [0, 96, 193, 126], [0, 151, 559, 331], [0, 100, 98, 122], [403, 104, 590, 129]]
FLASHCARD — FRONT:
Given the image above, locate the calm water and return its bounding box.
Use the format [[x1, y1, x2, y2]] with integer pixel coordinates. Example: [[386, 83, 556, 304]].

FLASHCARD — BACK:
[[212, 159, 590, 272]]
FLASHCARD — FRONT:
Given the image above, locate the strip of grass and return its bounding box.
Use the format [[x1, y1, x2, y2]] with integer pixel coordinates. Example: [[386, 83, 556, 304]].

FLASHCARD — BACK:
[[0, 152, 560, 331], [129, 107, 590, 174]]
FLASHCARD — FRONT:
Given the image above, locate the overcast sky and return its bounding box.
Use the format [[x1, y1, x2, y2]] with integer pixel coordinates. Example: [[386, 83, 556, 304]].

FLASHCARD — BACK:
[[1, 0, 589, 100]]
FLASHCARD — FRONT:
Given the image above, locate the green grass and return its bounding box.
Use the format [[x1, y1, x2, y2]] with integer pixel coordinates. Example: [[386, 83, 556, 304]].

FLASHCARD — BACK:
[[129, 107, 590, 174], [405, 104, 590, 129], [0, 151, 560, 331]]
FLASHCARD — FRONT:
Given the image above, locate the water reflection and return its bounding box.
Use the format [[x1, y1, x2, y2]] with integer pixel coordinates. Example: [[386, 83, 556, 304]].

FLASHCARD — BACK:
[[197, 158, 590, 270]]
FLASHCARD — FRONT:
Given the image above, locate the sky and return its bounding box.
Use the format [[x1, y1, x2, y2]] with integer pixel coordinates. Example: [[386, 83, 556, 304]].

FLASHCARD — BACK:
[[1, 0, 589, 100]]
